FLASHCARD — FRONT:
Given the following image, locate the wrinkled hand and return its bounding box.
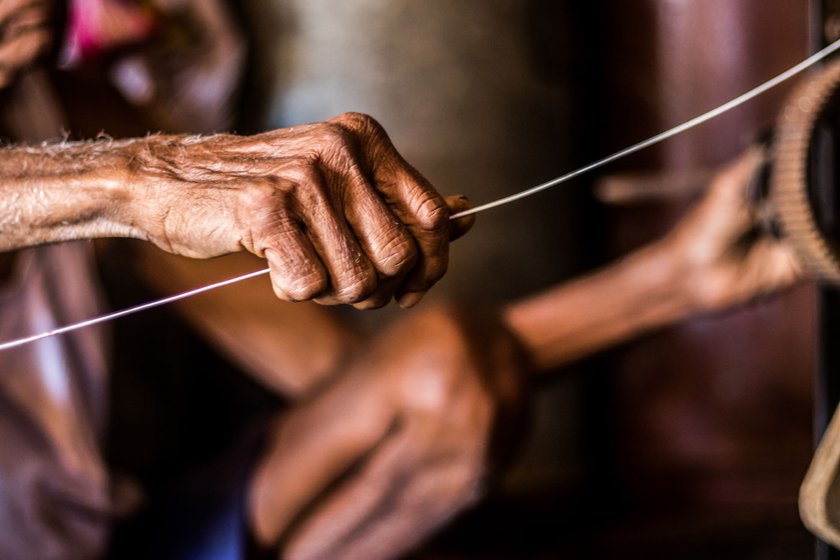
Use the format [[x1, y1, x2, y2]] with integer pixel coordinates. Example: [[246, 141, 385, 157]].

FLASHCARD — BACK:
[[128, 113, 473, 308], [248, 302, 528, 560], [663, 149, 802, 313]]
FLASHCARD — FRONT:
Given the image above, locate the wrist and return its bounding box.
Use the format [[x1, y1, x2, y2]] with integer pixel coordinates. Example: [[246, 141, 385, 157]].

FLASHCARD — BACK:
[[117, 133, 198, 247], [657, 231, 734, 316], [63, 140, 150, 242], [631, 239, 697, 319], [503, 240, 694, 372]]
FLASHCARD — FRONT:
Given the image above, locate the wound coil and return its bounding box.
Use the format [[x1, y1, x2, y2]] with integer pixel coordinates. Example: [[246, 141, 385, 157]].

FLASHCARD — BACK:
[[772, 57, 840, 284]]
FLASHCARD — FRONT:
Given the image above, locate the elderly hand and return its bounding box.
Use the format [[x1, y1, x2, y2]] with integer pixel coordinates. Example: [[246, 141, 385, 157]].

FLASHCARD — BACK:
[[662, 149, 802, 313], [248, 302, 528, 560], [0, 113, 472, 308], [126, 113, 472, 308]]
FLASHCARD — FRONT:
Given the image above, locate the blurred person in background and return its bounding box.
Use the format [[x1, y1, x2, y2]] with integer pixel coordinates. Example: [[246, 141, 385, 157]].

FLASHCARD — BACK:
[[0, 0, 809, 559]]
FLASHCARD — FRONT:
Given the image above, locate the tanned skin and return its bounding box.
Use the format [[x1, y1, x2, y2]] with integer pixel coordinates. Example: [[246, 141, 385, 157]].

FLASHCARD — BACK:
[[0, 114, 473, 308]]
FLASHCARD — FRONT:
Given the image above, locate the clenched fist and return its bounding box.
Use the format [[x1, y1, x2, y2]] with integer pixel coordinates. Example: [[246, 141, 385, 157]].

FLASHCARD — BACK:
[[0, 112, 474, 308]]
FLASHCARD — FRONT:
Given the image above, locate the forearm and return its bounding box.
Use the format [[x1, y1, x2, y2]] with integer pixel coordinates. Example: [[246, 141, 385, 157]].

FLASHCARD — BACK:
[[0, 140, 143, 251], [504, 241, 693, 372]]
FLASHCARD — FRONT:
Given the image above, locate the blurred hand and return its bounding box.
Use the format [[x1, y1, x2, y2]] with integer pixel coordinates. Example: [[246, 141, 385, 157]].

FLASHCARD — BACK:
[[128, 113, 474, 308], [108, 0, 244, 132], [248, 302, 528, 560], [663, 149, 802, 313], [0, 0, 56, 88]]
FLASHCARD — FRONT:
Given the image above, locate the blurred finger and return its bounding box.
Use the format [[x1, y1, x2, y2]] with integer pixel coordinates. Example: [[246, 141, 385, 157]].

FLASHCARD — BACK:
[[308, 491, 462, 560], [0, 25, 50, 75], [0, 0, 47, 28], [709, 148, 763, 205], [286, 426, 480, 560], [284, 429, 414, 560], [249, 377, 395, 547]]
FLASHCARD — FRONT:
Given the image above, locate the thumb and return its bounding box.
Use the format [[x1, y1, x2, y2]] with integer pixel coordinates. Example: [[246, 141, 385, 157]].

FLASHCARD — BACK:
[[445, 195, 476, 242]]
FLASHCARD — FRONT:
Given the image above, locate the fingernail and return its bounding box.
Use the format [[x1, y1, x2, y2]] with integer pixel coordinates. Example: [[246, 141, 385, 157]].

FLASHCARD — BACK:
[[397, 291, 425, 309], [353, 298, 380, 310]]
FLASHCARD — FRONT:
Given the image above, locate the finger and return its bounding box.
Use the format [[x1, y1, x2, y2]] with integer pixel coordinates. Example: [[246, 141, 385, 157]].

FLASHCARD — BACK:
[[745, 238, 803, 292], [342, 185, 415, 309], [378, 164, 448, 306], [294, 167, 378, 304], [3, 1, 49, 33], [284, 429, 414, 560], [249, 377, 396, 547], [0, 25, 50, 74], [263, 221, 328, 302], [0, 0, 47, 28], [349, 275, 401, 310], [338, 163, 417, 278], [286, 427, 480, 560], [319, 155, 416, 309], [445, 194, 476, 242], [687, 149, 763, 245], [307, 487, 465, 560], [329, 113, 450, 307]]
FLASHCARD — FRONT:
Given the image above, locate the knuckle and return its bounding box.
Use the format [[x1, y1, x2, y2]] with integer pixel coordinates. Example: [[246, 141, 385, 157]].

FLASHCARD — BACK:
[[376, 230, 417, 276], [333, 111, 380, 134], [400, 367, 455, 414], [282, 270, 327, 302], [331, 112, 391, 150], [286, 165, 327, 204], [412, 191, 449, 232], [335, 266, 377, 303], [239, 176, 283, 208], [317, 122, 354, 151]]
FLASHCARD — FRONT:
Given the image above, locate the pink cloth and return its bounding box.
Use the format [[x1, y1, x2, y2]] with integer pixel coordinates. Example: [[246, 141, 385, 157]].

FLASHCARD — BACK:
[[63, 0, 156, 66]]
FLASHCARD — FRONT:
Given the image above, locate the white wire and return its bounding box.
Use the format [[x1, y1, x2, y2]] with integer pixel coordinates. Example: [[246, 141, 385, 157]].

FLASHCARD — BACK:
[[3, 37, 840, 352], [0, 268, 270, 352], [450, 37, 840, 219]]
